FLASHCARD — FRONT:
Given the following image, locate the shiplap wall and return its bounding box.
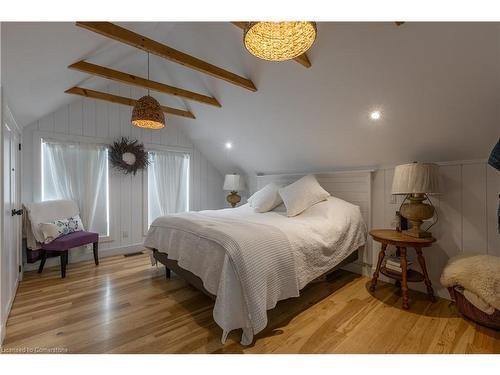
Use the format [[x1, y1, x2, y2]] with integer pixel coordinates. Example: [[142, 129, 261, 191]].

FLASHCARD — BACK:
[[245, 161, 499, 299], [21, 82, 225, 267], [372, 161, 499, 298]]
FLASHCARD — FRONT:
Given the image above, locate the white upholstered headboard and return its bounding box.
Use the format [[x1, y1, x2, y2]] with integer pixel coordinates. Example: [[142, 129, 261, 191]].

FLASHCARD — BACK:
[[256, 170, 374, 273]]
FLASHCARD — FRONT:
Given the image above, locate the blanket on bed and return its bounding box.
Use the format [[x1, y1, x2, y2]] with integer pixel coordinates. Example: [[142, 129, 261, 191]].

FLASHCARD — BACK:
[[146, 212, 300, 338]]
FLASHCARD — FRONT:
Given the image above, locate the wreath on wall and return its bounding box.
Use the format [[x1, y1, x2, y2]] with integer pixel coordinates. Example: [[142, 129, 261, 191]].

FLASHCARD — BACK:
[[109, 137, 149, 175]]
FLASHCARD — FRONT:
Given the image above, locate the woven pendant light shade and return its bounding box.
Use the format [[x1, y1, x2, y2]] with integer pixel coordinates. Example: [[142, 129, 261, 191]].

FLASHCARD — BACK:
[[244, 22, 317, 61], [131, 95, 165, 129]]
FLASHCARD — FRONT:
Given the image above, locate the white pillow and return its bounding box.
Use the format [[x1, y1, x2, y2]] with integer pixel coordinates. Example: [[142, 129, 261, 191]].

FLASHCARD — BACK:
[[39, 215, 85, 244], [249, 183, 283, 213], [279, 175, 330, 217], [39, 223, 61, 244]]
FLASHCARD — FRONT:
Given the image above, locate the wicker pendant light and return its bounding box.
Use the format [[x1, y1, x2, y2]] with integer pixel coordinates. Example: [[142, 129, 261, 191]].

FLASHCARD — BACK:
[[244, 22, 317, 61], [131, 53, 165, 129]]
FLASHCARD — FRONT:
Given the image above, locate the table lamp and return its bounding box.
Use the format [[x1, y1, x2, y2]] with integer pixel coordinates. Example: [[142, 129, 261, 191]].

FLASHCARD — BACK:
[[223, 174, 246, 207], [391, 162, 441, 238]]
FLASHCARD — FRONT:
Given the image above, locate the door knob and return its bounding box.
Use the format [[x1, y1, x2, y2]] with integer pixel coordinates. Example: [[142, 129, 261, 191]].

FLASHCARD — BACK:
[[11, 209, 23, 216]]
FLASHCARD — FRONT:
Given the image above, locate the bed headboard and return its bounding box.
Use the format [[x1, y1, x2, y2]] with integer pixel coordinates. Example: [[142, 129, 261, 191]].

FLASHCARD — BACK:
[[256, 170, 374, 273]]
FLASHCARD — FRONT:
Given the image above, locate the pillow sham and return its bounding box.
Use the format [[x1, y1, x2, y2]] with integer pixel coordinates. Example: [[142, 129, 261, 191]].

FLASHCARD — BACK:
[[249, 183, 283, 213], [278, 175, 330, 217], [39, 215, 85, 244]]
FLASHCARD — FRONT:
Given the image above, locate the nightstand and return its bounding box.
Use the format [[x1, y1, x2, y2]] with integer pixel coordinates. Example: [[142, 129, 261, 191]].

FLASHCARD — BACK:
[[369, 229, 436, 310]]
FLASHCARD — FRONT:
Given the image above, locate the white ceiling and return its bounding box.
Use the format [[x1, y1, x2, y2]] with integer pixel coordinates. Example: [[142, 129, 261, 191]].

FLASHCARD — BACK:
[[2, 22, 499, 176]]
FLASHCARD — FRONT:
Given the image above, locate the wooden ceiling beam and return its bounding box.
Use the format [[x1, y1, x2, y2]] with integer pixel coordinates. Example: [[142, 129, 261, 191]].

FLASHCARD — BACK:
[[65, 87, 196, 119], [231, 22, 312, 68], [76, 22, 257, 92], [69, 60, 221, 108]]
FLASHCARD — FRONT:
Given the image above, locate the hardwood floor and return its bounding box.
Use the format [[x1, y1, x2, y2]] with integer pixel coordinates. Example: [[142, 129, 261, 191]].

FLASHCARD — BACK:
[[3, 253, 499, 354]]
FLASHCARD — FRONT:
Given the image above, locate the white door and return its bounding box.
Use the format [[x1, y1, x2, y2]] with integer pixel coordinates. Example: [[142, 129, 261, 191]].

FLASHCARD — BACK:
[[1, 122, 22, 322]]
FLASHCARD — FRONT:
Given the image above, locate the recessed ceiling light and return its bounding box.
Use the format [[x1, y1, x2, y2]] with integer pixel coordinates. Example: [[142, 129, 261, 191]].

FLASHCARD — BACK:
[[370, 111, 381, 120], [225, 142, 233, 149]]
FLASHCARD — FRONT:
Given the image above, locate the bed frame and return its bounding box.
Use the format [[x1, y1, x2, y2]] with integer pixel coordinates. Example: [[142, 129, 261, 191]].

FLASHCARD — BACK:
[[152, 248, 359, 299], [152, 170, 373, 299]]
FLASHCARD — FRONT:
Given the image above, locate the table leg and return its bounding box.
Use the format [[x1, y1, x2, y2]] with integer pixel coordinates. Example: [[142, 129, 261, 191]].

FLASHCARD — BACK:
[[400, 247, 409, 309], [370, 243, 387, 292], [415, 248, 436, 302], [394, 247, 401, 288]]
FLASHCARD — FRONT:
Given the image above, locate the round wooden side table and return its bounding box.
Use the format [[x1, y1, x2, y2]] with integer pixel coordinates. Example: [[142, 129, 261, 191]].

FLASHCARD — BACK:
[[369, 229, 436, 310]]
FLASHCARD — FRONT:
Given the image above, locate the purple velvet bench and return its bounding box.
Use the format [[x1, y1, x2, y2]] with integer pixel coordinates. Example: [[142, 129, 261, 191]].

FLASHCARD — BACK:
[[38, 231, 99, 278]]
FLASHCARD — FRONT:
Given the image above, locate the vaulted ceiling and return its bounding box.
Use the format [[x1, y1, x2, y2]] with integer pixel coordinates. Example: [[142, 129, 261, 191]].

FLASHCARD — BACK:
[[2, 22, 499, 176]]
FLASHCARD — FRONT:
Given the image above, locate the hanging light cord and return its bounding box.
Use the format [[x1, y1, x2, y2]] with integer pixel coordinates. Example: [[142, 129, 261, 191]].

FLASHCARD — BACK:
[[147, 52, 150, 95]]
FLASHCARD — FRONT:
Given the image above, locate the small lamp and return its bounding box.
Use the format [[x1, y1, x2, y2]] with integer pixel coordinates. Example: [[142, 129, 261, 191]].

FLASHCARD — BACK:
[[223, 174, 246, 208], [391, 162, 441, 238]]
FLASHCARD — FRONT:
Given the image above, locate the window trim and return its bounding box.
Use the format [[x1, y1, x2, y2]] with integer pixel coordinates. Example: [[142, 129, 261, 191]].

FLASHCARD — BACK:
[[142, 143, 193, 237], [34, 131, 113, 242]]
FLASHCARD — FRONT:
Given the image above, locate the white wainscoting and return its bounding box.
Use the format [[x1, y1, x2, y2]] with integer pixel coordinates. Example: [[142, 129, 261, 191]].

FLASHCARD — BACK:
[[21, 82, 225, 269], [372, 160, 499, 298]]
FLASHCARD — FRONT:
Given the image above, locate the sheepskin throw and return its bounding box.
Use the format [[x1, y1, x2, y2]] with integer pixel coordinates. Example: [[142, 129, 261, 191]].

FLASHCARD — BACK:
[[440, 254, 500, 310]]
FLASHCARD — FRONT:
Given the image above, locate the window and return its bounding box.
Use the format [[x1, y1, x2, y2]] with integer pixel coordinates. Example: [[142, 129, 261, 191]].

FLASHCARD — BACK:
[[148, 150, 190, 225], [41, 139, 109, 237]]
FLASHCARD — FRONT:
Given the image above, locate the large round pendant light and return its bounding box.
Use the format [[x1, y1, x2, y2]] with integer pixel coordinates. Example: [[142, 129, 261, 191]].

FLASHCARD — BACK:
[[244, 22, 317, 61], [131, 53, 165, 129]]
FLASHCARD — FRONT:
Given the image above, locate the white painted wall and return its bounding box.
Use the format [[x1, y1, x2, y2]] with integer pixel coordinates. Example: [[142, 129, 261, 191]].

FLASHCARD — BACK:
[[371, 160, 499, 299], [21, 82, 225, 268]]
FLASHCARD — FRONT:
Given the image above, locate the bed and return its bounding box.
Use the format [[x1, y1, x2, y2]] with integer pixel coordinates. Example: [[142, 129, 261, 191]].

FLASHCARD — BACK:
[[144, 171, 372, 345]]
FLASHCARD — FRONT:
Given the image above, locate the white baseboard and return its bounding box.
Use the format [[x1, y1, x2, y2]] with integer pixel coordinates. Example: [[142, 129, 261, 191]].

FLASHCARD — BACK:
[[1, 277, 19, 347], [24, 243, 145, 272]]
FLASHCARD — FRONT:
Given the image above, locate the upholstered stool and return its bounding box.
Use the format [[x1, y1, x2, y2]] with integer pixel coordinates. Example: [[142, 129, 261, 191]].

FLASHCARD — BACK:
[[38, 231, 99, 278]]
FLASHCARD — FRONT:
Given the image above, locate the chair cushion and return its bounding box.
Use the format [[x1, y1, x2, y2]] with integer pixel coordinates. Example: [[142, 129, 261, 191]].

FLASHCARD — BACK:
[[41, 231, 98, 251]]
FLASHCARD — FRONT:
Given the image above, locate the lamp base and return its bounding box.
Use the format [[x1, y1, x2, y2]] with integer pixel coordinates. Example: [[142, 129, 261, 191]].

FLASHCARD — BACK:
[[400, 194, 435, 238], [226, 191, 241, 208]]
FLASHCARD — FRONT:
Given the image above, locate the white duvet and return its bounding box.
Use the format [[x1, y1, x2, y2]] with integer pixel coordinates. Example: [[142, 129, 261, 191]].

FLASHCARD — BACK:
[[144, 196, 367, 345]]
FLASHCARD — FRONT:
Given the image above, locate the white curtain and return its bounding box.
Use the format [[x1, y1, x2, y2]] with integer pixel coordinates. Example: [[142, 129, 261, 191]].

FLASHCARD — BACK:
[[148, 150, 189, 224], [42, 141, 108, 236]]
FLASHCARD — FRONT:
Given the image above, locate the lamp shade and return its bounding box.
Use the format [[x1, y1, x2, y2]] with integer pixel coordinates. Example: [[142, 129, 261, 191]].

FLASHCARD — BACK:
[[243, 22, 317, 61], [223, 174, 246, 191], [391, 163, 441, 195], [131, 95, 165, 129]]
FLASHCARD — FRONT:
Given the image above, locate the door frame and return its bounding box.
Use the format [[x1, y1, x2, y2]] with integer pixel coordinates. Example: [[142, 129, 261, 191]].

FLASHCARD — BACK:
[[3, 104, 22, 280], [0, 101, 23, 345]]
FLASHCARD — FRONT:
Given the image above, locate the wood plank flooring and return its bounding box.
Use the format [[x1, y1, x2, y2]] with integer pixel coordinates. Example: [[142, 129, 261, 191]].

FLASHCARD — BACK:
[[3, 253, 499, 353]]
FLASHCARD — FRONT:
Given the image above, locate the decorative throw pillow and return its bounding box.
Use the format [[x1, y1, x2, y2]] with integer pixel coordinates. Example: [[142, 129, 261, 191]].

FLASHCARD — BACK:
[[39, 215, 85, 244], [249, 183, 283, 213], [278, 175, 330, 217], [38, 223, 61, 244]]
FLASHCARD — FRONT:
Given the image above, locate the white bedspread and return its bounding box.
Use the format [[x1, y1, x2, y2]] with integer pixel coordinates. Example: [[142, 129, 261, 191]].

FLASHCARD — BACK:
[[144, 196, 367, 344]]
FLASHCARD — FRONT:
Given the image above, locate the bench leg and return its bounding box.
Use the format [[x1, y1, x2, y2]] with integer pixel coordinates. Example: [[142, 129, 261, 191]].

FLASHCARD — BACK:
[[93, 242, 99, 266], [38, 250, 47, 273], [61, 250, 68, 278], [165, 267, 171, 279]]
